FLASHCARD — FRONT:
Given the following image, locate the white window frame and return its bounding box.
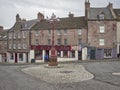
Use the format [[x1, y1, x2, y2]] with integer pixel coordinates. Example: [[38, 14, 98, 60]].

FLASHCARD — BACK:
[[13, 44, 16, 49], [64, 39, 67, 45], [64, 29, 67, 35], [18, 32, 21, 39], [9, 44, 12, 49], [13, 32, 16, 39], [99, 39, 105, 46], [57, 29, 61, 35], [18, 43, 21, 49], [22, 31, 26, 38], [78, 29, 82, 35], [48, 29, 51, 35], [23, 43, 26, 49], [99, 26, 105, 33], [35, 30, 39, 36], [9, 33, 12, 39]]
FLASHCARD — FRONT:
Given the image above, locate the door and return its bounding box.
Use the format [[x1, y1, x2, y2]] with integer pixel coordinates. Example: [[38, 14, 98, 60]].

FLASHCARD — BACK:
[[90, 50, 96, 59], [15, 53, 17, 63], [78, 51, 82, 60]]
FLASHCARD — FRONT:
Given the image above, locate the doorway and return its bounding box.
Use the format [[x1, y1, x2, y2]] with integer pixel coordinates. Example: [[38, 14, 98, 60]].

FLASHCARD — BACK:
[[78, 51, 82, 60], [15, 53, 17, 63]]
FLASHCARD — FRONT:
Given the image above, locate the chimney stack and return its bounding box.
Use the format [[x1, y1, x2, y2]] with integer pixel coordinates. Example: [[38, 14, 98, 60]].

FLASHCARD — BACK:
[[68, 12, 74, 18], [0, 26, 4, 32], [85, 0, 90, 19], [108, 2, 113, 9], [37, 12, 44, 20], [16, 14, 21, 22]]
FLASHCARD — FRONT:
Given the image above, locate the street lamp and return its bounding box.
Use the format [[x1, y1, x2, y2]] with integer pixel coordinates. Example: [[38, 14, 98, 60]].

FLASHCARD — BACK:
[[47, 13, 60, 66]]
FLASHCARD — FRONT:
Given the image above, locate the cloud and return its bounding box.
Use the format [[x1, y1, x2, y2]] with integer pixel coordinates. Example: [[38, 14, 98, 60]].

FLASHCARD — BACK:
[[0, 0, 120, 29]]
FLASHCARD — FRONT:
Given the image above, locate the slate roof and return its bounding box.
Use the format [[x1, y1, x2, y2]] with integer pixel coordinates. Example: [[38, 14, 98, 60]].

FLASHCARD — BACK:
[[89, 7, 114, 20], [21, 19, 39, 30], [31, 16, 87, 30], [8, 19, 39, 32], [114, 9, 120, 20], [0, 30, 8, 41]]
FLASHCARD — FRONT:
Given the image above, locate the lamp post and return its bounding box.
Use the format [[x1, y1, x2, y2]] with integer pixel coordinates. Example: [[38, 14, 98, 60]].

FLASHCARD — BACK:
[[47, 13, 60, 66]]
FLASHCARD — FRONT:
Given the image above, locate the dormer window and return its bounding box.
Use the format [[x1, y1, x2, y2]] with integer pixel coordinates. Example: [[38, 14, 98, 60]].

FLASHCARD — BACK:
[[99, 12, 105, 20]]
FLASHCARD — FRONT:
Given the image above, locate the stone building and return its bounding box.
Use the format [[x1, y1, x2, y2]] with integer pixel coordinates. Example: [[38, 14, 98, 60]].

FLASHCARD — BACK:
[[114, 9, 120, 57], [0, 0, 120, 63], [29, 13, 87, 62], [0, 26, 8, 62], [7, 14, 39, 63], [85, 0, 118, 59]]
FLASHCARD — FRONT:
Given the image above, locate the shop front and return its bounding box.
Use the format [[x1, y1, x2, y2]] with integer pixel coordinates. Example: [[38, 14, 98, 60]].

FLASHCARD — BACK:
[[30, 45, 73, 62]]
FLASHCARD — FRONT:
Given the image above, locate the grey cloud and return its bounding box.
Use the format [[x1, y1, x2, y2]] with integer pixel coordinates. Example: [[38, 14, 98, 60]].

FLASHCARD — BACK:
[[0, 0, 120, 29]]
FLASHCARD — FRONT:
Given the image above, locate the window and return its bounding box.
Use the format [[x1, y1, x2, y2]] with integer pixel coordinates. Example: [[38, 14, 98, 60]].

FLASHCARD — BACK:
[[13, 44, 16, 49], [78, 29, 82, 35], [19, 53, 23, 61], [35, 39, 39, 45], [70, 50, 75, 58], [48, 39, 51, 45], [48, 29, 51, 34], [13, 32, 16, 39], [99, 39, 105, 46], [99, 26, 105, 33], [57, 39, 61, 45], [23, 43, 27, 49], [23, 31, 26, 38], [64, 39, 67, 45], [9, 33, 12, 39], [57, 29, 61, 35], [99, 13, 105, 20], [57, 51, 61, 57], [35, 30, 39, 36], [10, 53, 14, 60], [78, 38, 82, 45], [104, 49, 112, 58], [9, 44, 12, 49], [18, 32, 21, 38], [64, 29, 67, 35], [35, 50, 42, 60], [63, 51, 68, 57], [18, 43, 21, 49]]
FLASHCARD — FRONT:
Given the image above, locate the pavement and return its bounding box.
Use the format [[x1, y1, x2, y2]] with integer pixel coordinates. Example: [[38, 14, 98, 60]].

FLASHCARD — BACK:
[[22, 63, 94, 83]]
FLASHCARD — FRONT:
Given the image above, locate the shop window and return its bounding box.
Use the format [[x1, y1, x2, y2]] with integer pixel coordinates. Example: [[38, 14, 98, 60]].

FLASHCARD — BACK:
[[35, 50, 42, 60], [70, 51, 75, 58], [57, 51, 61, 57], [63, 51, 68, 57], [10, 53, 14, 60], [104, 49, 112, 58], [19, 53, 23, 61]]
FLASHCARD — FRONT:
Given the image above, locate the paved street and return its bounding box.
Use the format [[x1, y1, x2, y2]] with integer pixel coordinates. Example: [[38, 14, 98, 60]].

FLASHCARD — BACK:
[[0, 60, 120, 90]]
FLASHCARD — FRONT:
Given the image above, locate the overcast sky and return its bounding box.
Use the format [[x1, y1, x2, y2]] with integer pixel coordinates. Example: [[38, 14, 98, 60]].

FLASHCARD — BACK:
[[0, 0, 120, 29]]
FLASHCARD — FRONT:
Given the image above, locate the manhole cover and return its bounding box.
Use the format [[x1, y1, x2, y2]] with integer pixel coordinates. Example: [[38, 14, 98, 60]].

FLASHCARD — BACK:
[[60, 71, 73, 74]]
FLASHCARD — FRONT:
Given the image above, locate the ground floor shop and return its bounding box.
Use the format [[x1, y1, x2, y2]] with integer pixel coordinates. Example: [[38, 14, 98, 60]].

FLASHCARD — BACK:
[[0, 53, 7, 62], [29, 45, 80, 62], [87, 47, 117, 60], [7, 52, 28, 63]]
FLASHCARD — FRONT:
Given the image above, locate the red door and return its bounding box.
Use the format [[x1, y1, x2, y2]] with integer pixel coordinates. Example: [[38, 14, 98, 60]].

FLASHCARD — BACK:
[[15, 53, 17, 63]]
